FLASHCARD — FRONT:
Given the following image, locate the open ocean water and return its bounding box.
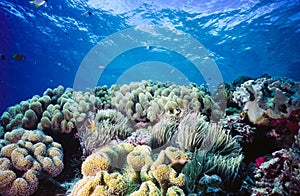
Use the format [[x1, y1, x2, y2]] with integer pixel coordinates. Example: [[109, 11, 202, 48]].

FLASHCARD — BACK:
[[0, 0, 300, 196], [0, 0, 299, 113]]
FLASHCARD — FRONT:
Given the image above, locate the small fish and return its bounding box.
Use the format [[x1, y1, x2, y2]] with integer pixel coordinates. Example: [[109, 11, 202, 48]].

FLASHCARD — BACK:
[[82, 11, 92, 16], [30, 0, 47, 8], [0, 54, 5, 60], [13, 54, 25, 61], [87, 120, 97, 131]]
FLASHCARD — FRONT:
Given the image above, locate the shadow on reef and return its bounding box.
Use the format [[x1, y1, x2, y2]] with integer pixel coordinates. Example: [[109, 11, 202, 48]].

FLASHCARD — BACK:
[[33, 131, 83, 196]]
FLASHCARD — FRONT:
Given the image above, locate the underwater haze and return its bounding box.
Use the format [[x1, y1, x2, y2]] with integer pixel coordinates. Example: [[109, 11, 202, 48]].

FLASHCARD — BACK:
[[0, 0, 300, 113]]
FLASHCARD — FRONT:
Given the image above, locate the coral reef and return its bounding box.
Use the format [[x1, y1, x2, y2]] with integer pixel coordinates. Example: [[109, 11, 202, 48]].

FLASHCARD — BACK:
[[0, 128, 64, 195], [177, 112, 242, 155], [111, 80, 223, 123], [81, 143, 134, 176], [0, 86, 64, 132], [38, 88, 103, 134], [71, 144, 188, 196], [252, 135, 300, 195], [150, 117, 178, 149], [76, 109, 132, 156], [233, 77, 300, 124], [125, 146, 188, 195], [71, 170, 127, 196], [182, 149, 244, 194], [0, 76, 299, 195], [130, 180, 162, 196]]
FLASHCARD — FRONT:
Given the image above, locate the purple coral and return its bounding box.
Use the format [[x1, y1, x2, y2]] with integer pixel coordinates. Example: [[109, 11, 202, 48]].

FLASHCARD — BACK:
[[252, 148, 300, 195]]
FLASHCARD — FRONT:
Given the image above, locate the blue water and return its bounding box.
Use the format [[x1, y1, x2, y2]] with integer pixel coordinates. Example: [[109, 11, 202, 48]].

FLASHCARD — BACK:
[[0, 0, 299, 114]]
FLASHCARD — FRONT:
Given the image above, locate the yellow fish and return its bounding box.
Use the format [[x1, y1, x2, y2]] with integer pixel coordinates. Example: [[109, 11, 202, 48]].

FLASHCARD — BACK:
[[86, 119, 97, 131]]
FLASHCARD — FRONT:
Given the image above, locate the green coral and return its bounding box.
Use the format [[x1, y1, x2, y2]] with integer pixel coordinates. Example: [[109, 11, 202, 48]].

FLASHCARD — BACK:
[[177, 112, 242, 156], [182, 149, 243, 193], [111, 81, 222, 123], [150, 117, 178, 149]]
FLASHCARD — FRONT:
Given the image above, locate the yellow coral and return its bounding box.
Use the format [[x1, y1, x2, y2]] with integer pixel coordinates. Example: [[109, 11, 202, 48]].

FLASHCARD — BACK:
[[1, 144, 18, 158], [4, 128, 25, 143], [169, 169, 185, 187], [127, 150, 147, 171], [71, 176, 94, 196], [82, 152, 111, 177], [23, 169, 39, 195], [166, 186, 185, 196], [126, 145, 154, 183], [11, 148, 34, 171], [10, 178, 30, 196], [119, 142, 134, 153], [165, 147, 189, 161], [130, 181, 162, 196], [104, 172, 127, 195], [151, 164, 185, 195], [0, 170, 16, 190], [22, 130, 44, 143], [42, 156, 64, 177], [0, 157, 11, 170], [6, 169, 39, 196], [47, 147, 63, 157], [72, 171, 127, 196], [33, 143, 47, 156], [92, 185, 108, 196]]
